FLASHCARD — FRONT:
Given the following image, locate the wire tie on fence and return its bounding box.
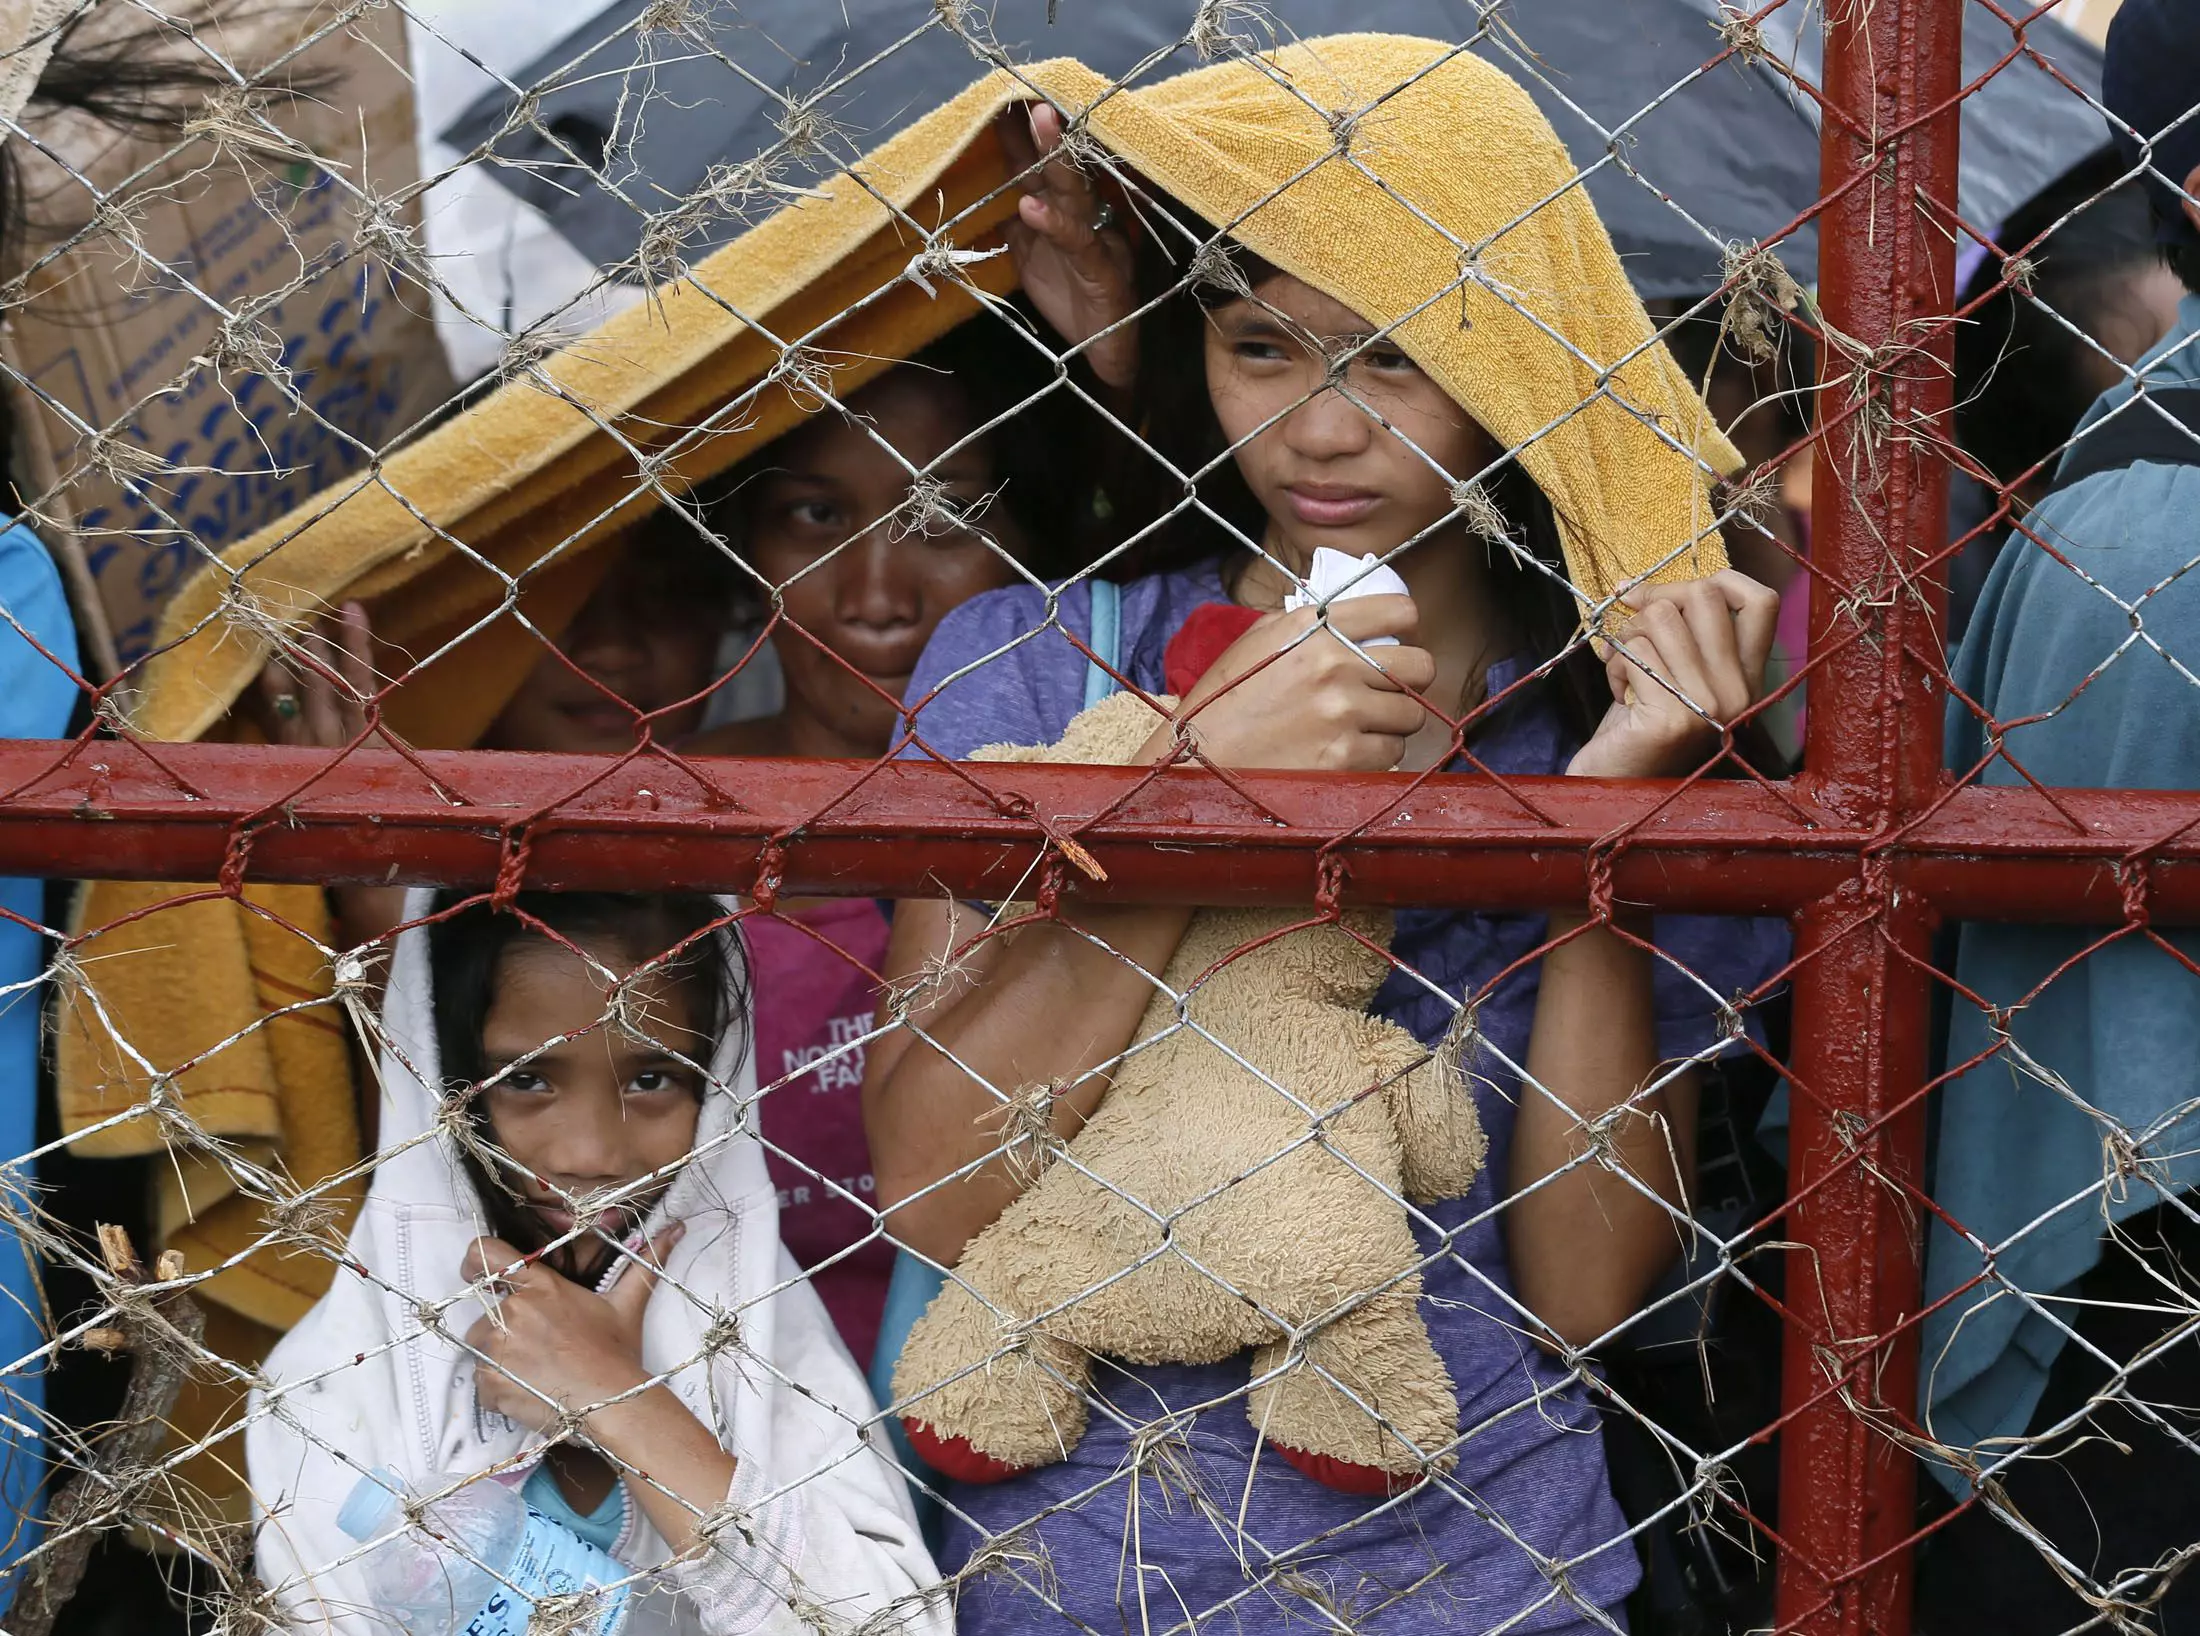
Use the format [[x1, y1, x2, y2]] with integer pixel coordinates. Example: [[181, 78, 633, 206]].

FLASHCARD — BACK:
[[1712, 3, 1768, 64], [1189, 237, 1254, 305], [958, 1521, 1060, 1600], [902, 241, 1006, 299], [491, 828, 534, 910], [700, 1307, 742, 1362], [1452, 476, 1508, 539], [639, 0, 709, 35], [2119, 857, 2154, 929], [331, 943, 385, 999], [751, 840, 787, 915], [1585, 847, 1617, 923], [1718, 240, 1803, 365], [217, 822, 258, 898], [1031, 849, 1069, 918], [1189, 0, 1255, 59], [1314, 850, 1348, 916], [992, 788, 1106, 886]]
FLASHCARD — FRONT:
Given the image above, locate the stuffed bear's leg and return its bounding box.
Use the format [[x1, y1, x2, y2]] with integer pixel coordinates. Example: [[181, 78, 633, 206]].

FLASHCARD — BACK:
[[890, 1270, 1094, 1484], [1243, 1283, 1458, 1495]]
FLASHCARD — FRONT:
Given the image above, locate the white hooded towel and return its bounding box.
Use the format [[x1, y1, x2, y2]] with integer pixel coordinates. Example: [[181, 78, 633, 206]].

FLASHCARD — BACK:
[[245, 893, 944, 1635]]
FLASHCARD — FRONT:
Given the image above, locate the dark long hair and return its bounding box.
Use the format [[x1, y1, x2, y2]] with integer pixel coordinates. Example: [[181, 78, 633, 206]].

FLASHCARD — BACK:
[[1109, 214, 1611, 746], [0, 12, 252, 247], [427, 890, 746, 1285], [1956, 145, 2171, 493]]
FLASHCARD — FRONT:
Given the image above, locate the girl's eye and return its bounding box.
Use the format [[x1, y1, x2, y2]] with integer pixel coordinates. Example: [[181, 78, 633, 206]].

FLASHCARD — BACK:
[[627, 1069, 686, 1096], [498, 1070, 551, 1096], [1232, 337, 1289, 364], [1360, 345, 1416, 374], [788, 499, 841, 530]]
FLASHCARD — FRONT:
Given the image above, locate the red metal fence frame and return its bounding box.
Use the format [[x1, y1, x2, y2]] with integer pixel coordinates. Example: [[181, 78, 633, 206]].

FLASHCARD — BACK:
[[2, 3, 2177, 1631]]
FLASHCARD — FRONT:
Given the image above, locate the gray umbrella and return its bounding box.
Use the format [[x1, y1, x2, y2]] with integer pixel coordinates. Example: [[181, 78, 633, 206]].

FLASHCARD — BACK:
[[443, 0, 2107, 300]]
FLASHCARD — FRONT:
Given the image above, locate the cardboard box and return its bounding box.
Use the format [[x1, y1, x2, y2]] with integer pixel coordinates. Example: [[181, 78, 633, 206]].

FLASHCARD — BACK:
[[9, 1, 453, 672]]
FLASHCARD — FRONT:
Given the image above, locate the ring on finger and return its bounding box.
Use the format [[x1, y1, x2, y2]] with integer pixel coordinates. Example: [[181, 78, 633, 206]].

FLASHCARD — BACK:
[[1090, 199, 1115, 235], [271, 692, 301, 721]]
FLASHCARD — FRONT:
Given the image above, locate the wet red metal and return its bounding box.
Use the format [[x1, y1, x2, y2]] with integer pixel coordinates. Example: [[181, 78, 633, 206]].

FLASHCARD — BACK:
[[5, 740, 2200, 923], [1778, 0, 1963, 1629]]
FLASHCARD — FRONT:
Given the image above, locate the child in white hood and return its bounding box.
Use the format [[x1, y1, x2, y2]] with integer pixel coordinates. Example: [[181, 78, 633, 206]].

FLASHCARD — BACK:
[[247, 891, 942, 1635]]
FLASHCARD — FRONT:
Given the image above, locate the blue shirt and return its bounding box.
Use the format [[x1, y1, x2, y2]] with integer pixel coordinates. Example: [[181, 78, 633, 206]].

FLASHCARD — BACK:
[[900, 564, 1789, 1633], [1927, 294, 2200, 1484], [0, 519, 79, 1606], [521, 1463, 625, 1555]]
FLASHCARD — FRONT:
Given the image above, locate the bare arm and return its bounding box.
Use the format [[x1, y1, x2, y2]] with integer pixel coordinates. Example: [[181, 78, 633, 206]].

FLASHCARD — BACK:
[[579, 1387, 739, 1555], [1502, 572, 1778, 1348], [864, 896, 1192, 1266], [1507, 914, 1699, 1349]]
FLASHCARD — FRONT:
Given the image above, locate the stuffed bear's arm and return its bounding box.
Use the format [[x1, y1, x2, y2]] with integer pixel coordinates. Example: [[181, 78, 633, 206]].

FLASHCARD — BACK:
[[970, 690, 1176, 769]]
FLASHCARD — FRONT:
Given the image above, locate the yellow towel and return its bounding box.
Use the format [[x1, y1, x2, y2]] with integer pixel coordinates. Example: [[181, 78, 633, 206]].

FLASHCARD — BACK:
[[131, 34, 1735, 748], [57, 880, 361, 1325], [55, 876, 363, 1522]]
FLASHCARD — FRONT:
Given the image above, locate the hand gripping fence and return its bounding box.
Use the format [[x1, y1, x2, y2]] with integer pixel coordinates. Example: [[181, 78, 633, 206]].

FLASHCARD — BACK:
[[0, 1, 2192, 1633]]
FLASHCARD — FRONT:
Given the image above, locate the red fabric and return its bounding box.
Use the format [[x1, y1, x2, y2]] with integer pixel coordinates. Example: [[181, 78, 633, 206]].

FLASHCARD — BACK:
[[901, 1419, 1029, 1485], [746, 899, 897, 1366], [1163, 602, 1264, 696], [1270, 1442, 1420, 1496]]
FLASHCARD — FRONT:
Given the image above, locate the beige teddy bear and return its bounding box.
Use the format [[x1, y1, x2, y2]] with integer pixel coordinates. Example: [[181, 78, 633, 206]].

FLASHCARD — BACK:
[[891, 689, 1487, 1494]]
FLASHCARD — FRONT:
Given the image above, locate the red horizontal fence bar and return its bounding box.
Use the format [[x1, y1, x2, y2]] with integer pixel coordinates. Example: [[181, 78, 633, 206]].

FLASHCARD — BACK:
[[0, 738, 2194, 920]]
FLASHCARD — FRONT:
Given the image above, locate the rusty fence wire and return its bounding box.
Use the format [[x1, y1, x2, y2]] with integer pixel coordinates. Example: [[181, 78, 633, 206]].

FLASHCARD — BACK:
[[0, 2, 2187, 1635]]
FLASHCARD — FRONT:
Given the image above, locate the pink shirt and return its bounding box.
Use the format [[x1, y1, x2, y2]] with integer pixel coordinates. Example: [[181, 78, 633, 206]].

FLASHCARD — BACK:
[[745, 899, 896, 1366]]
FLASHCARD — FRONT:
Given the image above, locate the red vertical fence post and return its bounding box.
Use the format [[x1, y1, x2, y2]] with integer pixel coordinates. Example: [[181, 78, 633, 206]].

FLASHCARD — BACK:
[[1775, 0, 1964, 1631]]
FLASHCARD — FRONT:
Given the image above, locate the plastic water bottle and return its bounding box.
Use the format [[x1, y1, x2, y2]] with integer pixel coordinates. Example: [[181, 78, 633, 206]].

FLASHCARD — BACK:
[[337, 1467, 631, 1636]]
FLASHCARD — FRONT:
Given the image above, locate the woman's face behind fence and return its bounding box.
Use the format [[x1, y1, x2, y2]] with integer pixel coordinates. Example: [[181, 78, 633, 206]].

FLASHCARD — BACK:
[[1203, 273, 1492, 568], [484, 534, 730, 755], [477, 934, 711, 1279], [745, 367, 1029, 755]]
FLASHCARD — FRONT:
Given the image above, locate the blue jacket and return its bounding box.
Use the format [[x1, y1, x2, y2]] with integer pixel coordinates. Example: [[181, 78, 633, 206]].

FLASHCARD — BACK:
[[0, 518, 78, 1598], [1929, 294, 2200, 1485]]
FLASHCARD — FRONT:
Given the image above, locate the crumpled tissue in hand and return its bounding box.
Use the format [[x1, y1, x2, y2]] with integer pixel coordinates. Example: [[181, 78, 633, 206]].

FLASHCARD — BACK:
[[1281, 548, 1410, 648]]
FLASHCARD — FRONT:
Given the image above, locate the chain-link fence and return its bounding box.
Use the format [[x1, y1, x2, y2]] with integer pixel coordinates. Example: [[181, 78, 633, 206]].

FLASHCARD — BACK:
[[0, 1, 2193, 1633]]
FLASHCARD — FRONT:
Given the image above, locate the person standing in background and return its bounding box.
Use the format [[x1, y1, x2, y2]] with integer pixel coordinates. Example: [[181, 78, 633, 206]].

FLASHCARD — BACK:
[[1948, 144, 2187, 637], [1919, 2, 2200, 1627]]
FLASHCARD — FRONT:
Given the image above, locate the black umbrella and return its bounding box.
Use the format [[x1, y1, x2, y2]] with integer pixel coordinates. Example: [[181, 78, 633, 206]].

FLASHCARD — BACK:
[[443, 0, 2105, 300]]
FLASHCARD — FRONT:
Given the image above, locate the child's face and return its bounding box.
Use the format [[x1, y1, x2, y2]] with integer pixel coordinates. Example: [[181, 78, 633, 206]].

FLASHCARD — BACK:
[[484, 538, 728, 754], [1203, 273, 1492, 569], [745, 369, 1027, 755], [477, 934, 710, 1277]]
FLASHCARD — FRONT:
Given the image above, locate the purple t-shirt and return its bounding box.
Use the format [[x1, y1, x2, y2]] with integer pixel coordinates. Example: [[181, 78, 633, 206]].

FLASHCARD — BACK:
[[747, 899, 897, 1366], [899, 564, 1789, 1634]]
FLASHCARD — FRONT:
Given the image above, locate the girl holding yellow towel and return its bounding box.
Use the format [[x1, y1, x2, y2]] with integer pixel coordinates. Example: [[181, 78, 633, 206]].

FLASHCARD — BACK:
[[865, 40, 1789, 1635]]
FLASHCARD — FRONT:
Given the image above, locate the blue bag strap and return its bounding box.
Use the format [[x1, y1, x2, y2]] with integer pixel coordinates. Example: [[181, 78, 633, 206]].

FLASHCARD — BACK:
[[867, 1251, 948, 1527], [1082, 577, 1121, 708], [867, 1251, 946, 1412]]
